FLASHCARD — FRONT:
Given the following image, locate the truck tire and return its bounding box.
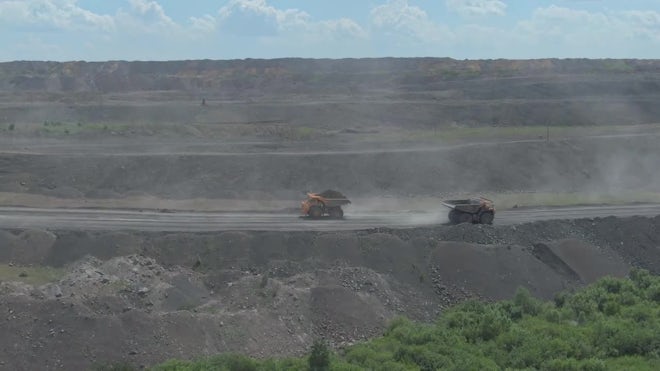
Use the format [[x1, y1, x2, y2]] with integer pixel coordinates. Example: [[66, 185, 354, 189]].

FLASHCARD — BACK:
[[458, 211, 473, 224], [448, 209, 459, 224], [479, 212, 494, 225], [308, 205, 323, 219], [328, 207, 344, 219]]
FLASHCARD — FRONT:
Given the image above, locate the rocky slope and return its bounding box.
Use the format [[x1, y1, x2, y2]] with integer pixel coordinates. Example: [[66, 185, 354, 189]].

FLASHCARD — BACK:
[[1, 215, 658, 370], [2, 58, 660, 127]]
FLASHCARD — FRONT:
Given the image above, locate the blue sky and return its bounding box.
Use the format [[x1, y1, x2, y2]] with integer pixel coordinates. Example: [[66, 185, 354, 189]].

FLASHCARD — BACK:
[[1, 0, 659, 61]]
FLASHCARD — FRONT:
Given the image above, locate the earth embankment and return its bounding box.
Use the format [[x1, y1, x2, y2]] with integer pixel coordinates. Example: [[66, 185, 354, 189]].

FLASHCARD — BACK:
[[1, 215, 658, 369], [2, 136, 659, 201], [3, 58, 660, 128]]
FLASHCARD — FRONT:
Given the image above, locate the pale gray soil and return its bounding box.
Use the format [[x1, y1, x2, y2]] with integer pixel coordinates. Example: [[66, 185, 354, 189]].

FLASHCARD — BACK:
[[2, 135, 660, 203]]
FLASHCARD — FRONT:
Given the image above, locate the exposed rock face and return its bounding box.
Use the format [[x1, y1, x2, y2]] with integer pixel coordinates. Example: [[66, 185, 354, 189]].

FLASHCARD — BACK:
[[2, 58, 659, 94], [2, 58, 660, 127]]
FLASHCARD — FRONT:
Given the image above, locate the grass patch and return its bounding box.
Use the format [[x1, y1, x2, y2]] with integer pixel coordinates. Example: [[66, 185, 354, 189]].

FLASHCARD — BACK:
[[601, 60, 635, 73], [0, 264, 65, 285], [38, 120, 130, 135], [93, 362, 136, 371], [108, 279, 132, 293], [268, 125, 318, 140]]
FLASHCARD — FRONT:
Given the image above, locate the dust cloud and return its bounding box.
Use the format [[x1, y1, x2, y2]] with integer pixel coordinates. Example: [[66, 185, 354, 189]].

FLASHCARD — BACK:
[[2, 59, 660, 210]]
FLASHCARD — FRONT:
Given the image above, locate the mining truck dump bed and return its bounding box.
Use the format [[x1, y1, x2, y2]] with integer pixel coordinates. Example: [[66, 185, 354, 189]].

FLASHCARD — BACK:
[[301, 190, 350, 219], [442, 197, 495, 224]]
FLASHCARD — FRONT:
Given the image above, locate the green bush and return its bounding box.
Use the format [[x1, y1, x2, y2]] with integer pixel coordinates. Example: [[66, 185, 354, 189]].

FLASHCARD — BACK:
[[542, 357, 607, 371], [309, 340, 330, 371], [95, 362, 136, 371], [153, 354, 260, 371], [149, 272, 660, 370]]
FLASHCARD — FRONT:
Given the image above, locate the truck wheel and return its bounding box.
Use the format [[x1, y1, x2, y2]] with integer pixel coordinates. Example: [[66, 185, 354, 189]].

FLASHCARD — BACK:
[[458, 212, 473, 224], [479, 212, 494, 225], [328, 207, 344, 219], [448, 210, 459, 224], [308, 205, 323, 219]]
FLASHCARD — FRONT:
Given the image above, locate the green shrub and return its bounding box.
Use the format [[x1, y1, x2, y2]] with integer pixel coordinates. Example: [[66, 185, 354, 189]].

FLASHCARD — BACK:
[[309, 340, 330, 371], [543, 357, 606, 371], [148, 272, 660, 370], [153, 354, 260, 371], [513, 287, 542, 316], [95, 362, 136, 371]]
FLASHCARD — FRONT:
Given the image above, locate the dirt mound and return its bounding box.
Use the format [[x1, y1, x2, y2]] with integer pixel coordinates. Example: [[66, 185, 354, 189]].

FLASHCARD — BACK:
[[310, 286, 385, 342], [1, 215, 658, 369], [533, 239, 630, 283], [44, 255, 210, 313], [0, 258, 429, 370], [577, 216, 660, 273], [0, 294, 312, 370], [428, 242, 566, 301]]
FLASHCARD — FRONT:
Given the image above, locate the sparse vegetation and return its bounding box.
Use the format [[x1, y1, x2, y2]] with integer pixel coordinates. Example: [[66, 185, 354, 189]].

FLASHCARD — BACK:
[[409, 123, 660, 144], [107, 279, 132, 293], [269, 125, 318, 140], [0, 264, 65, 285], [37, 120, 130, 135], [153, 354, 307, 371], [149, 272, 660, 370], [309, 340, 331, 371], [602, 60, 635, 73], [94, 362, 136, 371]]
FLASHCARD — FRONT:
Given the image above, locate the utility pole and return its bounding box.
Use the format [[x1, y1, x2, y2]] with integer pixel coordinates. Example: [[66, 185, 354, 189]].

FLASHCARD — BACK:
[[546, 126, 549, 142]]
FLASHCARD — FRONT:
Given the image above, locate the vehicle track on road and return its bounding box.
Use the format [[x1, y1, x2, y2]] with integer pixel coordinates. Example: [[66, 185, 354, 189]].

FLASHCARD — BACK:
[[2, 133, 658, 157], [0, 204, 659, 232]]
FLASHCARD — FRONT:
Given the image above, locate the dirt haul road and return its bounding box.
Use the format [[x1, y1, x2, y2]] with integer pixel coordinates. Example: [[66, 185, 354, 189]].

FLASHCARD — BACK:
[[1, 204, 660, 231]]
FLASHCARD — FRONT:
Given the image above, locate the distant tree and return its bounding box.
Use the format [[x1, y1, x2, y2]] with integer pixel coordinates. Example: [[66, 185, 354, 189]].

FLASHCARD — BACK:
[[308, 339, 330, 371]]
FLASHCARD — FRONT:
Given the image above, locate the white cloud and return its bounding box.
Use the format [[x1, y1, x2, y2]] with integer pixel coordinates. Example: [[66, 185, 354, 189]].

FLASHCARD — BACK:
[[218, 0, 310, 34], [0, 0, 115, 31], [217, 0, 366, 40], [317, 18, 368, 41], [189, 14, 216, 34], [370, 0, 451, 43], [446, 0, 507, 17], [622, 10, 660, 41], [624, 10, 660, 27], [0, 0, 185, 35], [514, 6, 660, 57], [519, 6, 625, 42], [116, 0, 180, 35]]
